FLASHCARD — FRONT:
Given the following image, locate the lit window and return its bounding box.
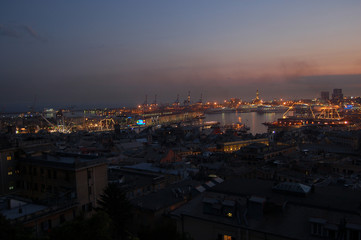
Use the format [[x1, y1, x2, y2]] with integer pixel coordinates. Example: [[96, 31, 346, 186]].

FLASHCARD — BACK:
[[7, 156, 11, 161], [223, 235, 232, 240], [9, 186, 14, 190], [226, 212, 232, 218], [8, 171, 13, 176]]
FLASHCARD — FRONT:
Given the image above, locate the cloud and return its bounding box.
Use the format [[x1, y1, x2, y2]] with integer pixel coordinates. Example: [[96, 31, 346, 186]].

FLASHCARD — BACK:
[[0, 24, 20, 38], [280, 60, 319, 82], [0, 23, 46, 42]]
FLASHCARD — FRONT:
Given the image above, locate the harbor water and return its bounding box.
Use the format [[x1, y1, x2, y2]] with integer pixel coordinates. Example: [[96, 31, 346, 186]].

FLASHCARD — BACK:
[[204, 112, 284, 135]]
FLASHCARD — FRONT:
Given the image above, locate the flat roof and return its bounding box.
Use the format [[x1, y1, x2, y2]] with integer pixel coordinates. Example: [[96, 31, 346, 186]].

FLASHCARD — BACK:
[[2, 202, 48, 220], [20, 153, 107, 170]]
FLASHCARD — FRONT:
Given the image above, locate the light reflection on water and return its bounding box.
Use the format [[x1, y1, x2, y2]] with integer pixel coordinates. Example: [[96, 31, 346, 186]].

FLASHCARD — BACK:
[[204, 112, 283, 135]]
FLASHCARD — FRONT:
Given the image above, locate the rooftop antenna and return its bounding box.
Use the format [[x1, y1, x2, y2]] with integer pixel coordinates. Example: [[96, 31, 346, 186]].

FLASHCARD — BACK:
[[144, 95, 148, 106], [30, 95, 37, 114]]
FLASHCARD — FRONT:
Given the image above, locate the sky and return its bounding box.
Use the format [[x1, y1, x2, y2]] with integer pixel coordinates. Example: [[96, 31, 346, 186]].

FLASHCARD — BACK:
[[1, 0, 361, 111]]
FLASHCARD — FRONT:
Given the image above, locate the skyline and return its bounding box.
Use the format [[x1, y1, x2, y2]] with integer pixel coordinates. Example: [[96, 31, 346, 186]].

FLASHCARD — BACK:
[[1, 1, 361, 111]]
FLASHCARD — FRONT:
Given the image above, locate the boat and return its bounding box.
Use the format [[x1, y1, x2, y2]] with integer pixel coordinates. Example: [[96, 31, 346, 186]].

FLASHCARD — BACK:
[[205, 107, 237, 114], [223, 122, 250, 135], [194, 113, 205, 119], [256, 105, 288, 113], [263, 104, 353, 130]]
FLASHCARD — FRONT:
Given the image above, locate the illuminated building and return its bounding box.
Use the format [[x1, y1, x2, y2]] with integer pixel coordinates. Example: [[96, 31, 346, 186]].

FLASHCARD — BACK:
[[0, 147, 17, 195], [252, 89, 261, 104]]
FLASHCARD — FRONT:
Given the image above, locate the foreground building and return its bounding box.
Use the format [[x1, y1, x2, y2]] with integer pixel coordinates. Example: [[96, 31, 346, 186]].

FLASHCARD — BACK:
[[172, 179, 361, 240], [18, 152, 108, 213], [1, 151, 108, 235]]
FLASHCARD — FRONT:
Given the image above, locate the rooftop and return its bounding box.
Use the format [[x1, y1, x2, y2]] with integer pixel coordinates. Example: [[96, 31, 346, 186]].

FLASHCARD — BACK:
[[19, 152, 107, 170]]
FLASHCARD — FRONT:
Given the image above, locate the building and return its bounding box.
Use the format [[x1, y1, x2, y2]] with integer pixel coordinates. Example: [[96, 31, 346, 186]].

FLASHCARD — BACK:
[[252, 90, 261, 104], [221, 138, 269, 153], [0, 136, 54, 196], [18, 152, 108, 214], [0, 150, 108, 235], [235, 143, 296, 161], [1, 195, 77, 236], [172, 179, 361, 240], [0, 146, 17, 195], [332, 89, 343, 104], [320, 91, 329, 101]]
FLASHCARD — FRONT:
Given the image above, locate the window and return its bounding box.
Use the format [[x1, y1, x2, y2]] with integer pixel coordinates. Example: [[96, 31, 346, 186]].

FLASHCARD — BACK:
[[47, 169, 51, 178], [87, 202, 93, 212], [348, 229, 361, 240], [87, 170, 92, 179], [41, 221, 49, 231], [60, 214, 65, 224], [88, 186, 92, 195], [218, 234, 233, 240], [311, 223, 323, 236], [53, 170, 57, 179], [9, 186, 14, 190], [7, 156, 11, 161]]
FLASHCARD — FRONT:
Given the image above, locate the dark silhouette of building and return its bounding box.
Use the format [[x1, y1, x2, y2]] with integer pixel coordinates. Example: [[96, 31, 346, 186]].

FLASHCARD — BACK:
[[320, 91, 329, 101], [332, 89, 343, 104]]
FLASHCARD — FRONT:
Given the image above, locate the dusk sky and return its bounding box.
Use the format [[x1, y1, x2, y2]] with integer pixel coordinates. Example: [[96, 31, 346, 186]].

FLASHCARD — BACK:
[[1, 1, 361, 111]]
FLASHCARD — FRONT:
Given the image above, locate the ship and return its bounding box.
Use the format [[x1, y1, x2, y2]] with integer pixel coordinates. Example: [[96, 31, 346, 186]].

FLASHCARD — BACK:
[[223, 122, 250, 135], [205, 107, 237, 114], [256, 105, 288, 113], [194, 113, 206, 119], [263, 104, 352, 130]]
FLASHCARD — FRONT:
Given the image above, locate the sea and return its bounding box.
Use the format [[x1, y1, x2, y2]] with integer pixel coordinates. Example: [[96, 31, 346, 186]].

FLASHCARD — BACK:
[[203, 112, 284, 135]]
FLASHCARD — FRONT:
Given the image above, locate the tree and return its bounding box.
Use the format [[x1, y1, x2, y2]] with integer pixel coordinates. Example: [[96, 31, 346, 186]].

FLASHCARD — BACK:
[[49, 211, 112, 240], [97, 183, 133, 239], [0, 213, 35, 240], [138, 219, 193, 240]]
